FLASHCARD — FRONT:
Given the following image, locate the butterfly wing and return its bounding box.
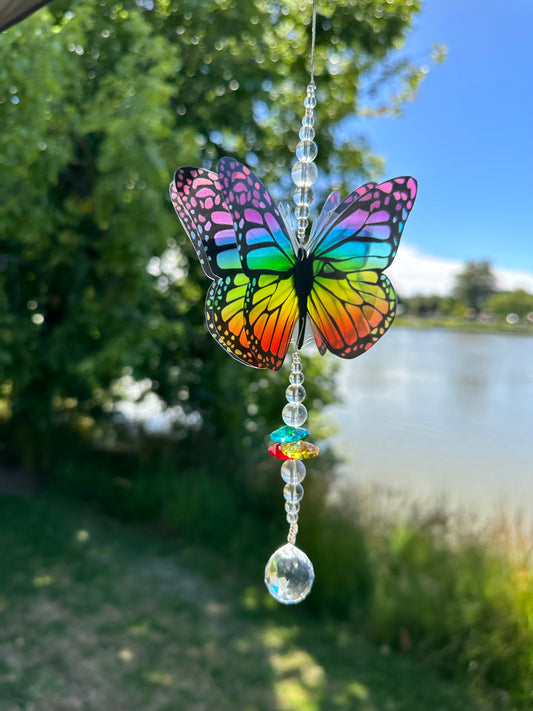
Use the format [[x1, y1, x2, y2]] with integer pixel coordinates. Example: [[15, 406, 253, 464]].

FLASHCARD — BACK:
[[308, 271, 398, 358], [205, 274, 266, 367], [241, 274, 300, 370], [309, 190, 341, 245], [170, 168, 265, 368], [308, 177, 417, 358], [171, 168, 242, 278], [218, 158, 299, 370], [218, 157, 297, 274]]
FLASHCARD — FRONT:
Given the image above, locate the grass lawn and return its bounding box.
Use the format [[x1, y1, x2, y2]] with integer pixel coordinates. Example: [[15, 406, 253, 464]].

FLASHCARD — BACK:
[[0, 492, 494, 711]]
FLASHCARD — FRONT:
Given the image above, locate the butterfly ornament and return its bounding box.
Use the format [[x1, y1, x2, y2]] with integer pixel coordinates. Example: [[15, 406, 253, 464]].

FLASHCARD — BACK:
[[171, 158, 416, 372], [170, 50, 417, 606]]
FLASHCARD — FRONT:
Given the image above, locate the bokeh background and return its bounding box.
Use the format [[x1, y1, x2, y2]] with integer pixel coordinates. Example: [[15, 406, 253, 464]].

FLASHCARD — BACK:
[[1, 1, 532, 710]]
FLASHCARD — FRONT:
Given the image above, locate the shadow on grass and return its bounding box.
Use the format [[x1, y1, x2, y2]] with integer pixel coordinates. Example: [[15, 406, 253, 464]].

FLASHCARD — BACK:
[[0, 492, 491, 711]]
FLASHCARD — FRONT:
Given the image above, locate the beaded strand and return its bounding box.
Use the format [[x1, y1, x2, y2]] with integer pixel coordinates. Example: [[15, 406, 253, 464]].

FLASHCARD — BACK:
[[264, 352, 317, 604], [292, 83, 318, 245]]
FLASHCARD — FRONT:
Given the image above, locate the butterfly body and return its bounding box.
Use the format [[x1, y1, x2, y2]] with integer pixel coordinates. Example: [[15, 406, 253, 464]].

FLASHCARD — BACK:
[[170, 158, 417, 371], [293, 247, 314, 348]]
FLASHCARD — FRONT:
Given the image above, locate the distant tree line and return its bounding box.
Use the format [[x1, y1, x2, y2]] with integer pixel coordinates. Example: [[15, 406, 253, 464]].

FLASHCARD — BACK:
[[400, 261, 533, 323]]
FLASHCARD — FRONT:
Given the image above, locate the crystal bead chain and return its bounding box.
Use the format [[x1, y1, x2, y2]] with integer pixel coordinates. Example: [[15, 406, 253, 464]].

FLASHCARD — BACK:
[[282, 352, 307, 544], [263, 0, 319, 607], [292, 82, 318, 246], [266, 350, 320, 547], [264, 351, 316, 605]]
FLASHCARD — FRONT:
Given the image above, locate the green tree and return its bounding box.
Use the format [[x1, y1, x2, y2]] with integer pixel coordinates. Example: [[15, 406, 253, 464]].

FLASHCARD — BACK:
[[452, 261, 497, 314], [0, 0, 426, 468], [401, 295, 443, 317], [486, 289, 533, 319]]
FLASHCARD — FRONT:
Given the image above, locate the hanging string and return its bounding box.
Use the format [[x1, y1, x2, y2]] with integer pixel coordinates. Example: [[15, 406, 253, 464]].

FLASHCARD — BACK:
[[264, 0, 320, 607], [310, 0, 317, 84], [292, 0, 319, 245]]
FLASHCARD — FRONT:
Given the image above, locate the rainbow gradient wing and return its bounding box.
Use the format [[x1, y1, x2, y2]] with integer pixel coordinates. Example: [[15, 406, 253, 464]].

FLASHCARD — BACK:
[[170, 169, 264, 368], [217, 158, 297, 276], [171, 160, 416, 368], [309, 190, 341, 243], [307, 177, 417, 358], [204, 273, 263, 366], [218, 158, 299, 370], [172, 168, 240, 278]]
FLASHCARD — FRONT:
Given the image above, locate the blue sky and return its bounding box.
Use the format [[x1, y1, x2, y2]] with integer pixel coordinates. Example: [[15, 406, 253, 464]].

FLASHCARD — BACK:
[[359, 0, 533, 283]]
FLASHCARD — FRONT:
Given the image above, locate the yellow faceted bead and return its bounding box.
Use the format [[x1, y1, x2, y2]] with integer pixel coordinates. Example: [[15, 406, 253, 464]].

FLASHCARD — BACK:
[[280, 440, 319, 460]]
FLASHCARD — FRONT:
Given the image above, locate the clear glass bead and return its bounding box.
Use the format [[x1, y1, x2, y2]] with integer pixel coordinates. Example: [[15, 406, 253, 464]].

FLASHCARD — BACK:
[[299, 125, 315, 141], [286, 384, 305, 403], [289, 370, 304, 385], [304, 94, 316, 109], [281, 459, 306, 483], [282, 402, 307, 426], [283, 483, 304, 503], [285, 501, 300, 514], [292, 161, 318, 188], [293, 186, 313, 206], [286, 511, 299, 524], [302, 115, 314, 128], [291, 360, 303, 373], [294, 205, 309, 221], [264, 543, 314, 604], [296, 140, 318, 162]]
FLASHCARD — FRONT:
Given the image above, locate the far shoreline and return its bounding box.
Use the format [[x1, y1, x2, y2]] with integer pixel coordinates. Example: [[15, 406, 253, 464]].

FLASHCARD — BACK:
[[394, 315, 533, 337]]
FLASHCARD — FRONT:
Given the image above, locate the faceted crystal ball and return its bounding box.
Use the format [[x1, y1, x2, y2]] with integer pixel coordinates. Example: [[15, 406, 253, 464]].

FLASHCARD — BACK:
[[264, 543, 315, 604]]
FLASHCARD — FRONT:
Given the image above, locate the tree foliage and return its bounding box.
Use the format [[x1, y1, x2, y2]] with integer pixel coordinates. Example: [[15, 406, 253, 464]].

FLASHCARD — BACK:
[[486, 289, 533, 319], [0, 0, 425, 467], [400, 294, 459, 318], [452, 261, 497, 313]]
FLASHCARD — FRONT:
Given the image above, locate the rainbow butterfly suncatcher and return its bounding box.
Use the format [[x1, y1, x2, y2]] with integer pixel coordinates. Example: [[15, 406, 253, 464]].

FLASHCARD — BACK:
[[170, 157, 417, 371]]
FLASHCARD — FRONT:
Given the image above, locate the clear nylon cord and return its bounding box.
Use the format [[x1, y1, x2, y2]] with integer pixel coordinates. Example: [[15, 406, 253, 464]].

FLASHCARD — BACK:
[[310, 0, 317, 83], [291, 0, 319, 245]]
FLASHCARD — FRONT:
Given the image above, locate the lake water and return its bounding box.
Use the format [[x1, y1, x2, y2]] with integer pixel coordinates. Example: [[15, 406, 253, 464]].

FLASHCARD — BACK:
[[326, 328, 533, 522]]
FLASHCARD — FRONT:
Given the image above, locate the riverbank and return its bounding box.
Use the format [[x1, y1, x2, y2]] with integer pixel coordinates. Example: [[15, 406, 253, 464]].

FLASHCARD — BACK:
[[395, 314, 533, 335]]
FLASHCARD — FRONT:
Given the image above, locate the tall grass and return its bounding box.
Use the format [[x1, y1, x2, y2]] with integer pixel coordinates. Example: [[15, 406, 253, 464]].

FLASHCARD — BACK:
[[303, 483, 533, 707]]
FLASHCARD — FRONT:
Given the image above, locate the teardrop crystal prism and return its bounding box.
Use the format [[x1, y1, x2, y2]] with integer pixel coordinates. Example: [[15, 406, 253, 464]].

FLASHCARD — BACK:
[[264, 543, 315, 604]]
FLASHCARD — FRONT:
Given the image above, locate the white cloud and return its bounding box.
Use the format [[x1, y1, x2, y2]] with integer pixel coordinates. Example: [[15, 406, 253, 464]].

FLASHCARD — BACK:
[[388, 246, 533, 297], [495, 268, 533, 293]]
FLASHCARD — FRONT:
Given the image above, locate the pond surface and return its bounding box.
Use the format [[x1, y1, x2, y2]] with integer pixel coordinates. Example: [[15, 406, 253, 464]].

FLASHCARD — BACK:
[[326, 328, 533, 522]]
